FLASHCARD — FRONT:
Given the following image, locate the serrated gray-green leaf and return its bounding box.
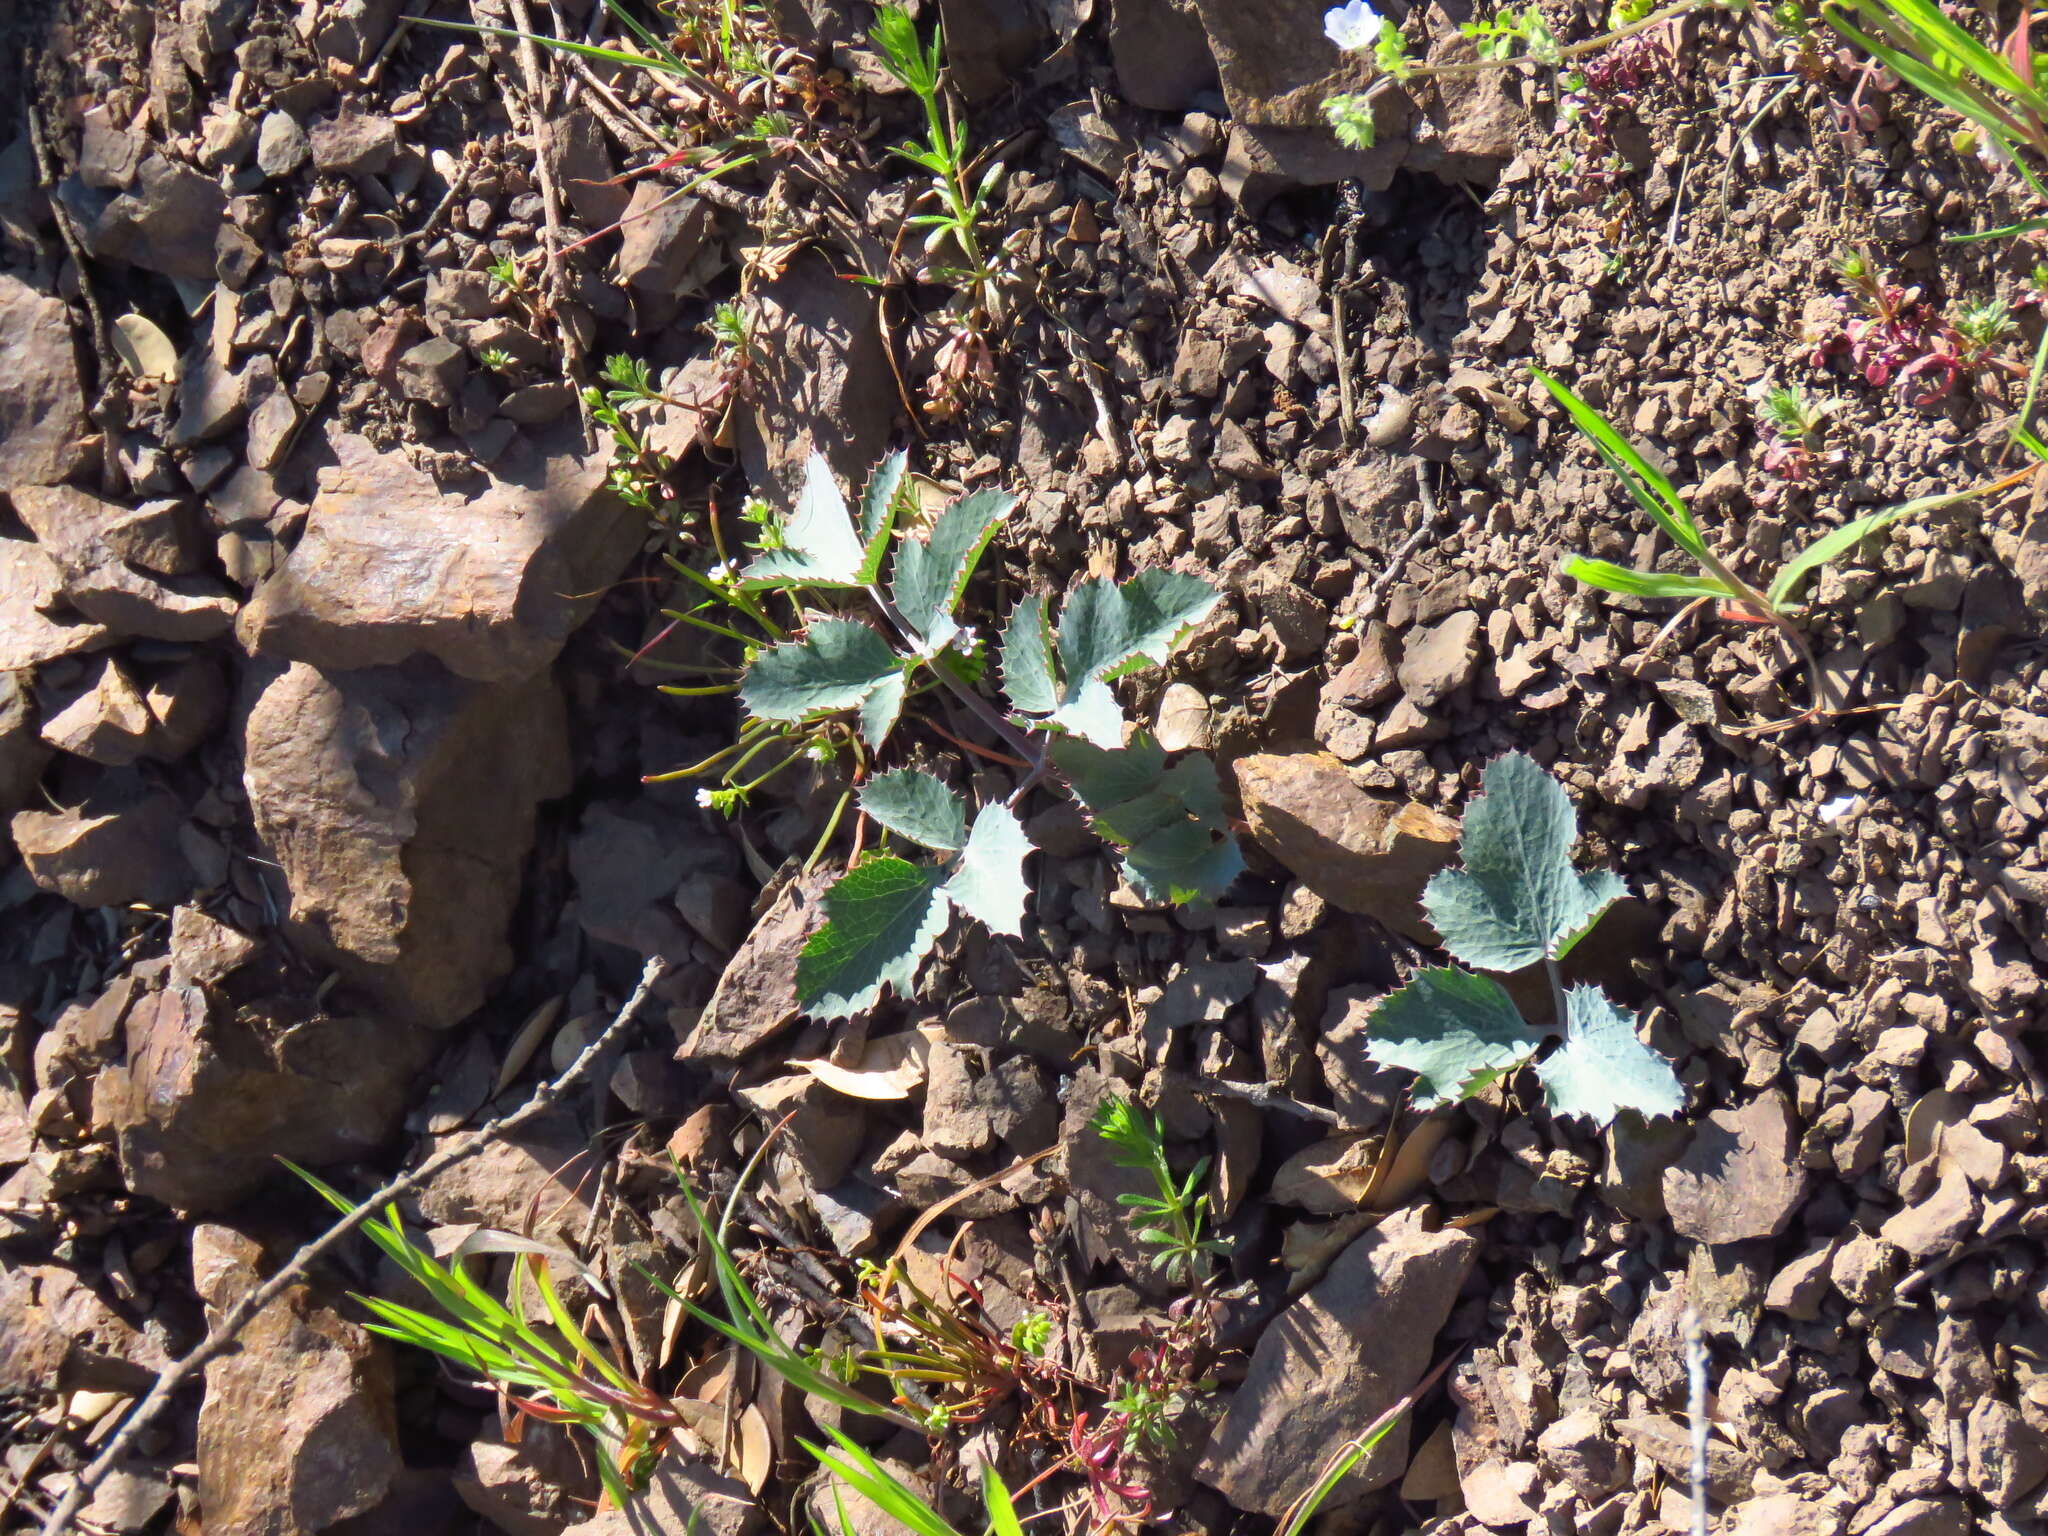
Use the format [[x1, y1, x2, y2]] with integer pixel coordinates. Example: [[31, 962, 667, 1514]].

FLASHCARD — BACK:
[[1423, 751, 1627, 971], [1000, 593, 1057, 715], [1054, 735, 1239, 906], [941, 804, 1031, 937], [1051, 734, 1167, 811], [1121, 818, 1244, 904], [1534, 985, 1684, 1125], [741, 620, 901, 721], [890, 488, 1013, 650], [860, 450, 909, 546], [1047, 677, 1125, 748], [795, 857, 950, 1019], [1363, 966, 1544, 1110], [740, 453, 865, 588], [1053, 571, 1219, 702], [858, 668, 907, 750], [860, 769, 966, 852], [1553, 874, 1625, 962]]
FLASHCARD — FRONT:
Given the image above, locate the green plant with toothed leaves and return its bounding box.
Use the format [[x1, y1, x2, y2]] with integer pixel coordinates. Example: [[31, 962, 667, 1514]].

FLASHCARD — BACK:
[[648, 451, 1240, 1017], [1361, 752, 1685, 1126]]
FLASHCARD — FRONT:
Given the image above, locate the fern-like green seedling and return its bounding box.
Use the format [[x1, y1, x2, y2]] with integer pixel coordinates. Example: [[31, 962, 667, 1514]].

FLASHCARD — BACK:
[[1362, 752, 1683, 1126], [1090, 1093, 1230, 1286]]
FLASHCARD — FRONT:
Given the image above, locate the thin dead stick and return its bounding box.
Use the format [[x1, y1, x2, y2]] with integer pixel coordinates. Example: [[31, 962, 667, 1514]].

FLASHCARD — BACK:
[[1354, 463, 1443, 624], [24, 89, 115, 396], [1684, 1305, 1709, 1536], [39, 957, 668, 1536], [501, 0, 573, 305], [1176, 1071, 1343, 1127]]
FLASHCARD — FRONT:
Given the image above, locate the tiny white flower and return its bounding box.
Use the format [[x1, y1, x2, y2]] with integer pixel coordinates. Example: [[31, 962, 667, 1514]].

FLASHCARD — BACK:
[[1324, 0, 1383, 52], [709, 559, 735, 582], [696, 788, 715, 808]]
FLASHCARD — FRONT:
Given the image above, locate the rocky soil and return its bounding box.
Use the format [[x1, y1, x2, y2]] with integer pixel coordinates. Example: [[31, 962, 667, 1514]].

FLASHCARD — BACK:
[[3, 0, 2048, 1533]]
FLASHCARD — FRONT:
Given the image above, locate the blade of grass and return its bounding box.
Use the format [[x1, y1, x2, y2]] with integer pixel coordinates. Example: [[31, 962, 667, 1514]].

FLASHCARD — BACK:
[[800, 1429, 965, 1536], [1562, 558, 1737, 600], [411, 15, 691, 73], [1769, 462, 2041, 607], [981, 1467, 1025, 1536], [1530, 366, 1708, 560], [1275, 1355, 1456, 1536]]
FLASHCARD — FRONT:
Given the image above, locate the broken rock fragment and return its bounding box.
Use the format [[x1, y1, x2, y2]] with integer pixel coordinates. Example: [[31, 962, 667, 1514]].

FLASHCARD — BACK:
[[0, 274, 94, 488], [241, 658, 569, 1028], [1233, 752, 1458, 943], [12, 768, 193, 907], [0, 1261, 171, 1395], [39, 656, 157, 765], [1397, 609, 1483, 708], [102, 981, 428, 1210], [11, 484, 236, 641], [1662, 1090, 1808, 1244], [0, 539, 111, 670], [237, 427, 639, 682], [83, 154, 229, 285], [678, 867, 833, 1061], [195, 1224, 401, 1536], [733, 256, 892, 499], [1197, 1206, 1478, 1512], [0, 670, 52, 816]]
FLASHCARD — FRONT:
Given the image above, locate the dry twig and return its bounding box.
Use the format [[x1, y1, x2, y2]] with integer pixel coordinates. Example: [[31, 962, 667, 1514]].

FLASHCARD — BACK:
[[1352, 463, 1444, 625], [24, 88, 115, 397], [38, 958, 669, 1536]]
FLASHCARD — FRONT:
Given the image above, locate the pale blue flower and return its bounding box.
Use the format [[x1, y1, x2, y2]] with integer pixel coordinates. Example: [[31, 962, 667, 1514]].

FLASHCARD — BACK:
[[1324, 0, 1384, 51]]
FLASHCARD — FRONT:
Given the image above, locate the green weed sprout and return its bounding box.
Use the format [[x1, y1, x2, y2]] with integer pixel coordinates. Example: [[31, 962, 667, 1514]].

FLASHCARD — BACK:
[[809, 1425, 1027, 1536], [1954, 295, 2018, 353], [710, 300, 754, 368], [870, 4, 1009, 326], [582, 354, 678, 520], [289, 1163, 668, 1507], [1360, 752, 1684, 1125], [1463, 4, 1561, 62], [1323, 93, 1383, 148], [1534, 364, 2017, 723], [1822, 0, 2048, 240], [1089, 1095, 1229, 1287], [1759, 384, 1831, 439]]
